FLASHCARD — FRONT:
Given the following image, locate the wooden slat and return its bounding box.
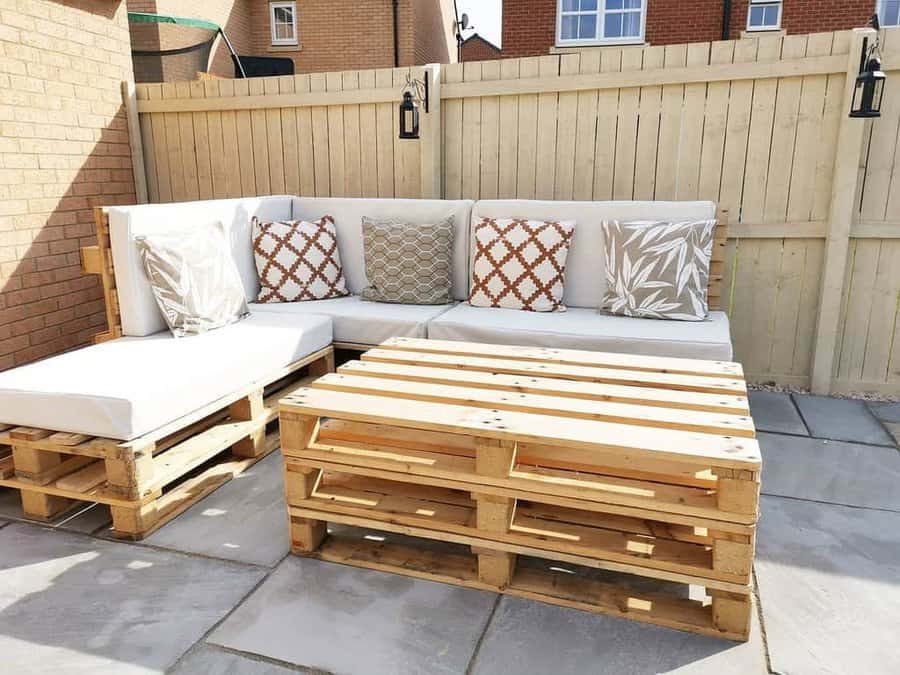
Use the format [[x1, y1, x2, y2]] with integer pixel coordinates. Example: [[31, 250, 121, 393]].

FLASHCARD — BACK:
[[313, 372, 755, 437], [379, 337, 743, 378], [339, 359, 750, 416], [281, 388, 760, 469], [361, 349, 747, 396]]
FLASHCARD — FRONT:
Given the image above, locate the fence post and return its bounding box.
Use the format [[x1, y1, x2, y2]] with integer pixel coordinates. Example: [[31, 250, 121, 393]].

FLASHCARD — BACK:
[[419, 63, 442, 198], [809, 28, 874, 395], [121, 80, 149, 204]]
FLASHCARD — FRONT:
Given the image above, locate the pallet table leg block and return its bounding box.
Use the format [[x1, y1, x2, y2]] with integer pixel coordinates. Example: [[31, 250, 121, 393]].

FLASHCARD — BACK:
[[21, 489, 73, 520], [710, 590, 752, 640]]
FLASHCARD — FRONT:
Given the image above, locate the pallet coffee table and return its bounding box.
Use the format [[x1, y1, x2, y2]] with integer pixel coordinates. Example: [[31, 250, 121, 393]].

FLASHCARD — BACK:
[[279, 337, 760, 640]]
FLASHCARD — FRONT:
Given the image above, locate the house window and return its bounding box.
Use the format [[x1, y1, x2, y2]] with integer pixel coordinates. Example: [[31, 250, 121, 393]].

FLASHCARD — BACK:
[[556, 0, 645, 46], [879, 0, 900, 26], [270, 1, 298, 46], [746, 0, 782, 32]]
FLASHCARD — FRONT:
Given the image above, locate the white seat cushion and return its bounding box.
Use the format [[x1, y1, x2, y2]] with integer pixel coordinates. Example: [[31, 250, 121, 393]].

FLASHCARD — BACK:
[[427, 304, 733, 361], [250, 295, 455, 345], [0, 312, 332, 441]]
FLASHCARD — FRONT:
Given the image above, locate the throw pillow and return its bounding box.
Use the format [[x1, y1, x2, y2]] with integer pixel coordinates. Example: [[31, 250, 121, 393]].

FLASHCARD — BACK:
[[136, 222, 249, 338], [252, 216, 349, 303], [469, 217, 575, 312], [601, 219, 717, 321], [361, 216, 454, 305]]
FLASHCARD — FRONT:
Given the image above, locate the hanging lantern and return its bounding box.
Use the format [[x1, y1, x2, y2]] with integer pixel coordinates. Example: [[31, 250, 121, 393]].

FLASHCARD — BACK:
[[850, 56, 886, 118], [399, 90, 419, 139]]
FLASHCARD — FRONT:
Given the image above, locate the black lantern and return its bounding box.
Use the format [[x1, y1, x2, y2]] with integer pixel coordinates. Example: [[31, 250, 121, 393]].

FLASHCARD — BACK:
[[850, 56, 886, 118], [399, 90, 419, 139]]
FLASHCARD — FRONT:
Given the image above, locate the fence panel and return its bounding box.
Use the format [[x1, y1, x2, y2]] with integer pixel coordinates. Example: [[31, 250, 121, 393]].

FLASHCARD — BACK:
[[135, 66, 425, 203], [129, 28, 900, 394]]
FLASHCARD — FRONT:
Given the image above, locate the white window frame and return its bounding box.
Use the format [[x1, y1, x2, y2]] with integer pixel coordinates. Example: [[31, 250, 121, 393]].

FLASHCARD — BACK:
[[555, 0, 647, 47], [878, 0, 900, 27], [270, 1, 298, 46], [745, 0, 782, 33]]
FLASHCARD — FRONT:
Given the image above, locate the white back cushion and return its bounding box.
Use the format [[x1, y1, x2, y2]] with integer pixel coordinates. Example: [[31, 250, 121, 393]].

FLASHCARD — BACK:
[[471, 200, 717, 309], [291, 197, 474, 301], [109, 196, 293, 336]]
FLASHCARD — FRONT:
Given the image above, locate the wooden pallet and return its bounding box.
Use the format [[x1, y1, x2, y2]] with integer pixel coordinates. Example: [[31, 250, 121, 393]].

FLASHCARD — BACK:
[[0, 346, 334, 539], [279, 337, 760, 641]]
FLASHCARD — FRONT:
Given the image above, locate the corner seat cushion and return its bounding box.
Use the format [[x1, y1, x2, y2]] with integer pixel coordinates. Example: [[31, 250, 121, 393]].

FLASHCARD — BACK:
[[0, 312, 332, 441], [427, 304, 733, 361], [250, 295, 455, 346]]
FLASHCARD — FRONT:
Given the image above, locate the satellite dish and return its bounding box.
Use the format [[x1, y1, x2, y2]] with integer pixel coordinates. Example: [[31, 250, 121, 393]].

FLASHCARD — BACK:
[[460, 13, 469, 30]]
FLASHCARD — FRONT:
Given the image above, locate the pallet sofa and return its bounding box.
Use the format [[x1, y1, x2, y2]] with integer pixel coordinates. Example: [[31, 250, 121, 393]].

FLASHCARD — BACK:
[[0, 195, 729, 539]]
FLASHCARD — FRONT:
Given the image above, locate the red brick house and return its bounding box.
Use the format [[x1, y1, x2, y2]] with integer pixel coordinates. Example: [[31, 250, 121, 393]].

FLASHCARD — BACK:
[[498, 1, 897, 59], [460, 33, 503, 61], [127, 0, 458, 79]]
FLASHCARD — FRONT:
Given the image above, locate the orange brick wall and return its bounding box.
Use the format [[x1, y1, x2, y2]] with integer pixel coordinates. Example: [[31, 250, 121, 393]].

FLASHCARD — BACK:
[[501, 0, 878, 57], [460, 35, 503, 61], [0, 1, 136, 370]]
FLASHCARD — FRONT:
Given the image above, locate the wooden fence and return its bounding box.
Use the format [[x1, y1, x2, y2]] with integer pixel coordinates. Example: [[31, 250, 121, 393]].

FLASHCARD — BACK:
[[129, 28, 900, 396]]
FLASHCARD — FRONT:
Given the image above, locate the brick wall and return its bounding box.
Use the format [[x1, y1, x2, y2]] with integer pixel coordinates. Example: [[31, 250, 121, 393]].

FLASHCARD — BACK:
[[0, 0, 136, 370], [411, 0, 455, 66], [501, 0, 878, 57], [461, 34, 503, 61]]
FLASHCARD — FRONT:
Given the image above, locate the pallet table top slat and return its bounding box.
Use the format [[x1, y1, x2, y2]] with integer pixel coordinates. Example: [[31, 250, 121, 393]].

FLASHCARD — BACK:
[[360, 349, 747, 396], [315, 372, 755, 437], [380, 337, 743, 379], [281, 387, 761, 469], [339, 360, 749, 414]]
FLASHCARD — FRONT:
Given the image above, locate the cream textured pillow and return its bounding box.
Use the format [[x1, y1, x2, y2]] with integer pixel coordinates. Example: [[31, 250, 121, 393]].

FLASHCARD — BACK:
[[469, 217, 575, 312], [601, 219, 717, 321], [136, 223, 249, 338], [252, 216, 349, 303], [361, 216, 454, 305]]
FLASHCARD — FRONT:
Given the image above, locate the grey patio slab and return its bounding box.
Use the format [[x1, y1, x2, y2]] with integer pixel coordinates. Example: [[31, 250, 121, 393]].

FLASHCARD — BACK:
[[755, 495, 900, 675], [0, 487, 111, 534], [867, 400, 900, 424], [140, 451, 290, 567], [209, 554, 497, 675], [747, 390, 808, 435], [170, 645, 303, 674], [0, 521, 267, 675], [757, 432, 900, 510], [792, 394, 894, 445], [470, 596, 766, 675]]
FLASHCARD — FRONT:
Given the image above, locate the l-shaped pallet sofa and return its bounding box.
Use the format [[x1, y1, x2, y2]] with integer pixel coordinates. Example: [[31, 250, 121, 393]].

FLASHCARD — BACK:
[[0, 196, 730, 539]]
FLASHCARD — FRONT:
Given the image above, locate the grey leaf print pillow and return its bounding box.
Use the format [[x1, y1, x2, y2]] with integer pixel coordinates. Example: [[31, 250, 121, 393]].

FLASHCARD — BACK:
[[600, 219, 717, 321]]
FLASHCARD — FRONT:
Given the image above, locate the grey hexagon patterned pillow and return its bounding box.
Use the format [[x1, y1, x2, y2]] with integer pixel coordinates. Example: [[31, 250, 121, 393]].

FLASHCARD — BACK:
[[361, 217, 454, 305], [601, 219, 717, 321]]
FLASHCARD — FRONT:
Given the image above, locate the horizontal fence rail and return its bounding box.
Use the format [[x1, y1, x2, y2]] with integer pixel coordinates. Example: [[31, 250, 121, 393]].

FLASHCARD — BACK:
[[130, 28, 900, 395]]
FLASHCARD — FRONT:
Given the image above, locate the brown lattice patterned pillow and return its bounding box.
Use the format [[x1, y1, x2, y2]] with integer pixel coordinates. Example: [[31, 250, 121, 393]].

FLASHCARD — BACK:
[[468, 217, 575, 312], [252, 216, 349, 303]]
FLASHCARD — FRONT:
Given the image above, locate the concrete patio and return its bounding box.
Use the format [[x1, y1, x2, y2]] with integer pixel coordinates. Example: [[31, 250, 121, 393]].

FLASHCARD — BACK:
[[0, 393, 897, 675]]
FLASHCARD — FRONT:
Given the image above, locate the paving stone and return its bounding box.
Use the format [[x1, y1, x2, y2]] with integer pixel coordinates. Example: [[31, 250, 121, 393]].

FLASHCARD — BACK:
[[0, 521, 267, 674], [0, 488, 111, 534], [171, 645, 303, 674], [747, 390, 808, 435], [867, 400, 900, 424], [141, 452, 290, 567], [792, 394, 894, 445], [471, 595, 766, 675], [755, 495, 900, 675], [757, 431, 900, 510], [209, 555, 497, 675]]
